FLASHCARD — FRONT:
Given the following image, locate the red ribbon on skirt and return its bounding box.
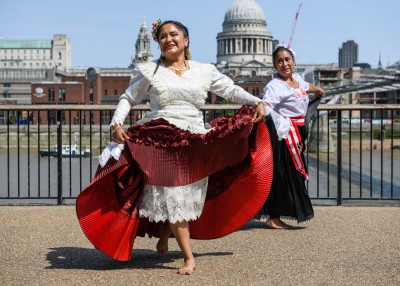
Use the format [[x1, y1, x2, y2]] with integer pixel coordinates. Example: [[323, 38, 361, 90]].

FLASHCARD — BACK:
[[284, 116, 308, 179]]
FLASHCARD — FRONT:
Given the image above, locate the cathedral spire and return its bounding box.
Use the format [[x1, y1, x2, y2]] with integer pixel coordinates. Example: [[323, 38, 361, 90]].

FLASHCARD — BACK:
[[131, 17, 153, 67], [378, 51, 382, 70]]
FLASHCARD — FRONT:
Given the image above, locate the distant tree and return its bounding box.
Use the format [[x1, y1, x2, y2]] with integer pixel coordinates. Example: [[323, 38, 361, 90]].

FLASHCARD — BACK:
[[9, 114, 17, 124]]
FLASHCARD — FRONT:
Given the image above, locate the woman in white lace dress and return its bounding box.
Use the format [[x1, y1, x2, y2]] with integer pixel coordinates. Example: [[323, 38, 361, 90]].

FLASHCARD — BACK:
[[76, 20, 273, 275]]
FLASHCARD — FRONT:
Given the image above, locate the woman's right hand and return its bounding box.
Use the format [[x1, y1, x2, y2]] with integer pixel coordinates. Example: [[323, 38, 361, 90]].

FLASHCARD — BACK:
[[112, 124, 129, 143]]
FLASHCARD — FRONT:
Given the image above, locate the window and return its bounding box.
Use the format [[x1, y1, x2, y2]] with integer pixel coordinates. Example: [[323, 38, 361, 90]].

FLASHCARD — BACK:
[[59, 88, 63, 101], [89, 88, 94, 103], [48, 88, 55, 102]]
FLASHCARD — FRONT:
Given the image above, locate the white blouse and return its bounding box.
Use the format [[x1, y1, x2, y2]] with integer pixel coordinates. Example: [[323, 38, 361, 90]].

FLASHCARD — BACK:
[[111, 60, 262, 134], [262, 74, 310, 140], [263, 73, 310, 117]]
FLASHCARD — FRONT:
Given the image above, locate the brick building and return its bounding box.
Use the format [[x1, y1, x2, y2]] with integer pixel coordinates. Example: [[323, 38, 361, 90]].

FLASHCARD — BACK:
[[31, 67, 132, 124]]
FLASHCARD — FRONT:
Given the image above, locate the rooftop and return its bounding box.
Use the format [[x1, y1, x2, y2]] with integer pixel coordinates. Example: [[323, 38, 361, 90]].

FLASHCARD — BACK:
[[0, 40, 53, 49]]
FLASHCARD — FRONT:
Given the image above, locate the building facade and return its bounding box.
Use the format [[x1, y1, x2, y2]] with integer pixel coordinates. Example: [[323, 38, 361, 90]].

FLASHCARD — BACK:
[[0, 34, 72, 105], [0, 34, 71, 70], [30, 67, 132, 125], [338, 40, 358, 69], [215, 0, 275, 77]]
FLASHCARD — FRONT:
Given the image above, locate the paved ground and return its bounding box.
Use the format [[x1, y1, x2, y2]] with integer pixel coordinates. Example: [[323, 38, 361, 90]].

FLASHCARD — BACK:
[[0, 206, 399, 286]]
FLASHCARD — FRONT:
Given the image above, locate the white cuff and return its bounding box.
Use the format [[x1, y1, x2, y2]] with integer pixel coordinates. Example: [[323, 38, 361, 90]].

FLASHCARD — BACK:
[[98, 142, 125, 168]]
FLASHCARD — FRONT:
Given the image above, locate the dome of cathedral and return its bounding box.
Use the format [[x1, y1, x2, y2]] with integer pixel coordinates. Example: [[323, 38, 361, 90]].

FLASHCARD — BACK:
[[224, 0, 266, 23]]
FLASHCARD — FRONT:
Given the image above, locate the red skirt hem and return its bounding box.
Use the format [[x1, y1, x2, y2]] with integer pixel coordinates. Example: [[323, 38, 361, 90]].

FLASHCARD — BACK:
[[76, 106, 273, 261]]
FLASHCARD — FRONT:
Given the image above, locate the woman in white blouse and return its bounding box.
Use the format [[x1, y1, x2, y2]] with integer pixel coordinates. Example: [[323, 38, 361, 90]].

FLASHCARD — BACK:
[[261, 45, 324, 229], [76, 20, 272, 275]]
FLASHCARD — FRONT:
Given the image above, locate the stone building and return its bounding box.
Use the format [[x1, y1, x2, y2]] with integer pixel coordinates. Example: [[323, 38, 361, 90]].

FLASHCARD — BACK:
[[131, 18, 154, 67], [0, 34, 72, 106], [215, 0, 275, 77], [0, 34, 71, 70]]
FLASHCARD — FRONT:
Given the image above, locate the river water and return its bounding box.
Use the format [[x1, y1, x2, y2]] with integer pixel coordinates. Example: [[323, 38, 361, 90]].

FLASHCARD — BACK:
[[0, 148, 399, 203]]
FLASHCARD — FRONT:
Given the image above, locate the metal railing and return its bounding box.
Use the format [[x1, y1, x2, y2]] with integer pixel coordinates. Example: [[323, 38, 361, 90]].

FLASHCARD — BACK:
[[0, 104, 399, 205]]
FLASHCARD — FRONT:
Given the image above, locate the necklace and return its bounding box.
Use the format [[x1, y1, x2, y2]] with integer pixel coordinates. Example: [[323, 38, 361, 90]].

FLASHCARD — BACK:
[[163, 59, 188, 76]]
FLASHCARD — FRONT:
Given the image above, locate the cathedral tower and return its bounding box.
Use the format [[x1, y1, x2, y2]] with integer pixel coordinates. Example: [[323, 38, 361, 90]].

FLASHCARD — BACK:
[[131, 18, 153, 67]]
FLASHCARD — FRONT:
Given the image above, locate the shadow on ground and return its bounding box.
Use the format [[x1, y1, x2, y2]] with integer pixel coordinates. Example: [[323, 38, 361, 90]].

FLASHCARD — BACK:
[[239, 219, 306, 230], [46, 247, 232, 270]]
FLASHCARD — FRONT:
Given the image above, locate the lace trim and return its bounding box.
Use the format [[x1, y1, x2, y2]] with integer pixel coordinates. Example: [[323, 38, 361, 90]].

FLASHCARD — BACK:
[[138, 61, 169, 106], [139, 178, 208, 224], [192, 62, 213, 108]]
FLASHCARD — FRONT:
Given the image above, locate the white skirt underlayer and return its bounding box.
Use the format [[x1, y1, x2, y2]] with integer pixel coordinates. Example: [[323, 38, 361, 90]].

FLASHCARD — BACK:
[[138, 177, 208, 224]]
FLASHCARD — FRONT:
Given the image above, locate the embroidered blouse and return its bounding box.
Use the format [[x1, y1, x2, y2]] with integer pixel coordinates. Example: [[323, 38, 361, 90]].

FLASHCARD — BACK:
[[111, 60, 262, 134], [100, 60, 262, 167], [262, 74, 310, 140]]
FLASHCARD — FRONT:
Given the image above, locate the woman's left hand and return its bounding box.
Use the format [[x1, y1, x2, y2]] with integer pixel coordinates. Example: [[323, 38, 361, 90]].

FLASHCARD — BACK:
[[316, 87, 325, 97], [253, 102, 266, 123]]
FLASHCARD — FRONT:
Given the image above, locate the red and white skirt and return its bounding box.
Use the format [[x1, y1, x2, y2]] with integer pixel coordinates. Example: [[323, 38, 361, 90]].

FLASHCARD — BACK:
[[76, 106, 273, 261]]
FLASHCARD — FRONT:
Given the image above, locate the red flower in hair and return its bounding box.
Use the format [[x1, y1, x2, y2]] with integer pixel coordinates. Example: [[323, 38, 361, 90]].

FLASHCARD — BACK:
[[151, 19, 162, 42]]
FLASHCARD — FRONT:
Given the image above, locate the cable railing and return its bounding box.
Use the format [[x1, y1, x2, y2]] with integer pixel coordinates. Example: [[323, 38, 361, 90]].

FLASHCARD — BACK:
[[0, 104, 399, 205]]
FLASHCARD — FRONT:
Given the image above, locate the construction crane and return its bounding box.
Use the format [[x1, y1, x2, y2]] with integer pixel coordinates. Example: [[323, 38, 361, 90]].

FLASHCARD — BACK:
[[287, 3, 302, 49]]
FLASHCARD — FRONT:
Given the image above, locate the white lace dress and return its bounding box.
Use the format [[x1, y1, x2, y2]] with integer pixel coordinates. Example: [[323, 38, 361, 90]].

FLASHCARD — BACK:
[[106, 60, 261, 224]]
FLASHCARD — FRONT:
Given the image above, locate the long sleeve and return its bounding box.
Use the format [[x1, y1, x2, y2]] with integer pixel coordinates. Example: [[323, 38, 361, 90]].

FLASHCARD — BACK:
[[264, 105, 291, 140], [262, 81, 291, 140], [110, 71, 151, 127], [209, 66, 262, 107]]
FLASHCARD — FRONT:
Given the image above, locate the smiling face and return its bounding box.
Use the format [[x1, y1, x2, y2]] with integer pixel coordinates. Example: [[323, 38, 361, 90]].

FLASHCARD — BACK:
[[273, 49, 296, 80], [158, 23, 189, 61]]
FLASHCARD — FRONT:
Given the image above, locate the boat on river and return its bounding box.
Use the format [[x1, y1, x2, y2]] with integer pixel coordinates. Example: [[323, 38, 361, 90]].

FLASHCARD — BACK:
[[40, 144, 91, 158]]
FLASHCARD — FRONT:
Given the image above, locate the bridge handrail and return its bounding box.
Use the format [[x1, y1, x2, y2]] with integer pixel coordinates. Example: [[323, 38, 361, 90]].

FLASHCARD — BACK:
[[0, 104, 399, 111]]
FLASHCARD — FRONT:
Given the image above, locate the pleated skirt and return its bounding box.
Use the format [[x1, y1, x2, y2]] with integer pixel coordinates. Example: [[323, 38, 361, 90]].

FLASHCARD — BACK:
[[76, 106, 274, 261]]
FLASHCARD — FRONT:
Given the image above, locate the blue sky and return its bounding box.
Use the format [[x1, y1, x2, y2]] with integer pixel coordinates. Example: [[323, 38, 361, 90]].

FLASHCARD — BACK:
[[1, 0, 399, 68]]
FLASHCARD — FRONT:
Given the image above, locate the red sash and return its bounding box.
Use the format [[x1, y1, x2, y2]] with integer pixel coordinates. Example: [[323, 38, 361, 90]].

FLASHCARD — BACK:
[[284, 116, 308, 179]]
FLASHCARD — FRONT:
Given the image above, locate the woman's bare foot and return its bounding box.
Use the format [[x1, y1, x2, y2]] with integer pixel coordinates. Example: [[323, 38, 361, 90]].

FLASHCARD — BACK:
[[266, 218, 291, 229], [156, 237, 168, 256], [156, 223, 171, 256], [178, 257, 196, 275]]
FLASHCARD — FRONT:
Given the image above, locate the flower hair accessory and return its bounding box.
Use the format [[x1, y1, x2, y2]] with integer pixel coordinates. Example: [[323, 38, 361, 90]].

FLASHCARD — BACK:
[[275, 43, 296, 58], [151, 19, 162, 42]]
